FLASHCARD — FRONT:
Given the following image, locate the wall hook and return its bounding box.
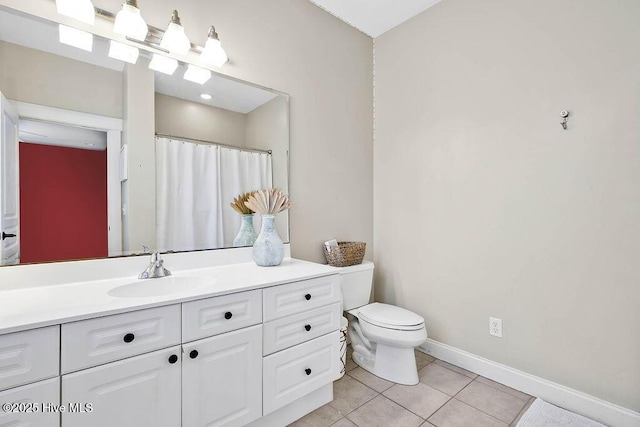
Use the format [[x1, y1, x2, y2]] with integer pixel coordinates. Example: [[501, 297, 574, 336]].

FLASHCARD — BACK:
[[560, 110, 569, 130]]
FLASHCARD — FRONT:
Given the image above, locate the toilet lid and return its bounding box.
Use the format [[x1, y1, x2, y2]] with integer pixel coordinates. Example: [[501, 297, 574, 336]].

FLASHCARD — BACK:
[[358, 303, 425, 331]]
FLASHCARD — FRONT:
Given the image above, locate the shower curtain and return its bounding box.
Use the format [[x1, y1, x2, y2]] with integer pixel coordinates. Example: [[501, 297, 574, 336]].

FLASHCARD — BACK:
[[155, 137, 272, 252]]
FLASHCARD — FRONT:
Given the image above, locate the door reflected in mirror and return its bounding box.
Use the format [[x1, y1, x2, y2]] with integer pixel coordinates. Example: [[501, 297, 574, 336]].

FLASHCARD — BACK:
[[0, 6, 289, 266]]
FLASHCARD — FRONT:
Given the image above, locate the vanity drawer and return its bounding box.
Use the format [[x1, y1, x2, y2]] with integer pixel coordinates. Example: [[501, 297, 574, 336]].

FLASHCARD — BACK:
[[0, 377, 60, 427], [61, 305, 181, 373], [0, 326, 59, 392], [263, 331, 340, 415], [263, 302, 341, 355], [182, 289, 262, 342], [263, 274, 340, 321]]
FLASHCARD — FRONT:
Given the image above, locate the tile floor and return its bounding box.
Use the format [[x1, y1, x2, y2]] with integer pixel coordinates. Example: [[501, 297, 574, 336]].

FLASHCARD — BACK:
[[290, 346, 535, 427]]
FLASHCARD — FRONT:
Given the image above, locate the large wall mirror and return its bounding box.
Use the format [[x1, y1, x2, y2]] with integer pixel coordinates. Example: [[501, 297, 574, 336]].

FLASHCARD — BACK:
[[0, 5, 289, 266]]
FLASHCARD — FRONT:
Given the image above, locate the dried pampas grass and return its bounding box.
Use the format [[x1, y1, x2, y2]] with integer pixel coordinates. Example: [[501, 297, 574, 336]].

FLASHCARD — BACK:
[[245, 189, 290, 215], [230, 192, 256, 215]]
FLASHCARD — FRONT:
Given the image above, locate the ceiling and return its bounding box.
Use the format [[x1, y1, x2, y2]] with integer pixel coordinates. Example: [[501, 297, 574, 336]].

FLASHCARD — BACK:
[[308, 0, 442, 38]]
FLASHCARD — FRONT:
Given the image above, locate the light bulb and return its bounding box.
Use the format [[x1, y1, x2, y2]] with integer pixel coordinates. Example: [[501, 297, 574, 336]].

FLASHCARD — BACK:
[[59, 24, 93, 52], [200, 26, 228, 68], [149, 54, 179, 75], [114, 0, 148, 41], [108, 40, 139, 64], [56, 0, 95, 25], [160, 10, 190, 55], [184, 65, 211, 85]]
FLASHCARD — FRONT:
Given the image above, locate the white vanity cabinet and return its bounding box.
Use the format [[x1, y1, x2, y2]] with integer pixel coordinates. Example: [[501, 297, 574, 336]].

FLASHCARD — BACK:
[[0, 326, 59, 392], [182, 325, 262, 427], [0, 378, 60, 427], [62, 346, 182, 427], [261, 275, 342, 416], [0, 326, 61, 427], [0, 266, 342, 427]]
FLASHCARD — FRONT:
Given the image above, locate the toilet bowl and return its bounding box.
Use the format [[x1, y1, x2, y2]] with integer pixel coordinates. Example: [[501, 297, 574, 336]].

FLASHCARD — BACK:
[[336, 262, 427, 385]]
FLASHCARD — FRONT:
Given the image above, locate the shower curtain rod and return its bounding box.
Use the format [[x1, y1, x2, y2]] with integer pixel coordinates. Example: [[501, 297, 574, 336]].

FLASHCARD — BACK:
[[155, 133, 272, 155]]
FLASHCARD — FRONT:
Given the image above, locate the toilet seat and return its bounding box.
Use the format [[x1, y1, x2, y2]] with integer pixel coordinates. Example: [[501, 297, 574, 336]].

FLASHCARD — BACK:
[[358, 303, 425, 331]]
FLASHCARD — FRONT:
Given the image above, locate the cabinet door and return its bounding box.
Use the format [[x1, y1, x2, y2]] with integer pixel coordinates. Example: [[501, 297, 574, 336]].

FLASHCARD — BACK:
[[182, 325, 262, 427], [0, 326, 59, 391], [62, 346, 181, 427], [0, 378, 59, 427]]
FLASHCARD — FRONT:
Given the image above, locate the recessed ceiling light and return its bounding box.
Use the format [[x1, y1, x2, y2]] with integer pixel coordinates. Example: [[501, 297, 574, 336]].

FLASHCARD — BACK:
[[200, 94, 212, 100]]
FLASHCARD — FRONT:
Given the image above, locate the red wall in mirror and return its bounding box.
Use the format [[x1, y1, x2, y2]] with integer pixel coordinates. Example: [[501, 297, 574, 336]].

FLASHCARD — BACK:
[[19, 142, 107, 263]]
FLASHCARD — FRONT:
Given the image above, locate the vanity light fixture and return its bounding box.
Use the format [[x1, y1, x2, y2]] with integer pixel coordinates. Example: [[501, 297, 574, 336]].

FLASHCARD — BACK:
[[108, 40, 139, 64], [184, 64, 212, 85], [149, 53, 179, 75], [199, 26, 228, 68], [200, 94, 212, 100], [56, 0, 95, 25], [160, 10, 190, 55], [113, 0, 148, 41], [58, 24, 93, 52]]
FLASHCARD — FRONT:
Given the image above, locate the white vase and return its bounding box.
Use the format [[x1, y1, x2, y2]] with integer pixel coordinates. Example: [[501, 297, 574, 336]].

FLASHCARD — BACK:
[[232, 214, 257, 247], [252, 215, 284, 266]]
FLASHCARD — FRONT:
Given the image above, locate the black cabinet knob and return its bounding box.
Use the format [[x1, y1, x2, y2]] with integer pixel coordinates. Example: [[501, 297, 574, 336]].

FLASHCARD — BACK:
[[168, 354, 178, 364], [123, 333, 135, 343], [304, 324, 311, 332], [190, 350, 199, 359], [304, 294, 311, 301], [305, 368, 312, 376], [224, 312, 233, 320]]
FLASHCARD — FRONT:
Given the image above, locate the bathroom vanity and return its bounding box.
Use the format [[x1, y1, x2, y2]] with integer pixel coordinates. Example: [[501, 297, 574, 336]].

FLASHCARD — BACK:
[[0, 250, 342, 427]]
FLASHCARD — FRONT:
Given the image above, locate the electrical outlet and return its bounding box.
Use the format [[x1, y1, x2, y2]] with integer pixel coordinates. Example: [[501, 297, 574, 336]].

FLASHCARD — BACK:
[[489, 317, 503, 338]]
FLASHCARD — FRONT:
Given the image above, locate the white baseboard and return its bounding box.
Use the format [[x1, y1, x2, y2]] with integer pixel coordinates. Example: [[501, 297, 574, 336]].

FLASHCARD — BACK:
[[419, 339, 640, 427]]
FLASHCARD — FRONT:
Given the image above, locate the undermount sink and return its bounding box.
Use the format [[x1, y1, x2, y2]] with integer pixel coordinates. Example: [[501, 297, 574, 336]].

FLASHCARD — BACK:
[[108, 276, 211, 298]]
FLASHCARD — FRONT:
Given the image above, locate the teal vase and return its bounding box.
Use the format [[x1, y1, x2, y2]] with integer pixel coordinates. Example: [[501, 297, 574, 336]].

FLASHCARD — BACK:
[[252, 215, 284, 266], [233, 214, 257, 247]]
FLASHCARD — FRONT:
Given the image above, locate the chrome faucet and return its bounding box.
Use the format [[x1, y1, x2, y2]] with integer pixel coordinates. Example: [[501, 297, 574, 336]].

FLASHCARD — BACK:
[[138, 251, 171, 279]]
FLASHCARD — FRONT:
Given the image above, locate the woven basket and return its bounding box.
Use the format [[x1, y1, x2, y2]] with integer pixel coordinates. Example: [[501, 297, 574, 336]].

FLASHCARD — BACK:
[[323, 241, 366, 267]]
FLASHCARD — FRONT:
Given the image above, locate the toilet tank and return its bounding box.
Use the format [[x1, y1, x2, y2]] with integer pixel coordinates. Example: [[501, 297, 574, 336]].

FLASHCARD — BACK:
[[337, 261, 375, 310]]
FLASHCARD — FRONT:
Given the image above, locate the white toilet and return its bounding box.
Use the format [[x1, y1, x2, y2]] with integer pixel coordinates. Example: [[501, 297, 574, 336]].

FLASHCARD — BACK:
[[338, 261, 427, 385]]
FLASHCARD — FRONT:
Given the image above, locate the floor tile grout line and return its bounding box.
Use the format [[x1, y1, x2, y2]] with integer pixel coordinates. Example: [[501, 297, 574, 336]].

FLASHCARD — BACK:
[[344, 370, 394, 394], [473, 377, 532, 402], [441, 396, 523, 426], [509, 396, 536, 427], [453, 378, 531, 423], [380, 387, 446, 422]]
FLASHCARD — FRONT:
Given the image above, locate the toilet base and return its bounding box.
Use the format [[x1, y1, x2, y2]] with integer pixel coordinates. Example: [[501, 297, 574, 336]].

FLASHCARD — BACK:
[[352, 343, 419, 385]]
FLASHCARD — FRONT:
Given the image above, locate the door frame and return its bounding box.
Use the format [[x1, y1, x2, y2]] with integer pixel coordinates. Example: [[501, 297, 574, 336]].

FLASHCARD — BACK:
[[12, 101, 124, 257]]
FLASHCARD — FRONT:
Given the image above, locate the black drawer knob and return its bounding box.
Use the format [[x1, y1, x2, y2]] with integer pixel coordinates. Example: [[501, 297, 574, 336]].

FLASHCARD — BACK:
[[168, 354, 178, 364], [224, 311, 233, 320], [304, 324, 311, 332], [190, 350, 199, 359], [305, 368, 312, 376], [123, 333, 135, 343], [304, 294, 311, 301]]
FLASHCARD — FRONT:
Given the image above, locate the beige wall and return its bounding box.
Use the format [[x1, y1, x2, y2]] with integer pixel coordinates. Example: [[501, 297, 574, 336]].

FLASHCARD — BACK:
[[0, 40, 122, 117], [92, 0, 374, 263], [246, 96, 290, 242], [155, 93, 247, 148], [374, 0, 640, 411], [123, 61, 156, 253]]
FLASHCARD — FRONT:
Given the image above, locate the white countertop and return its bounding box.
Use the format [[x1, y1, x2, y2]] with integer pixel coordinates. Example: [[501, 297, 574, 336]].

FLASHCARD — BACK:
[[0, 258, 338, 335]]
